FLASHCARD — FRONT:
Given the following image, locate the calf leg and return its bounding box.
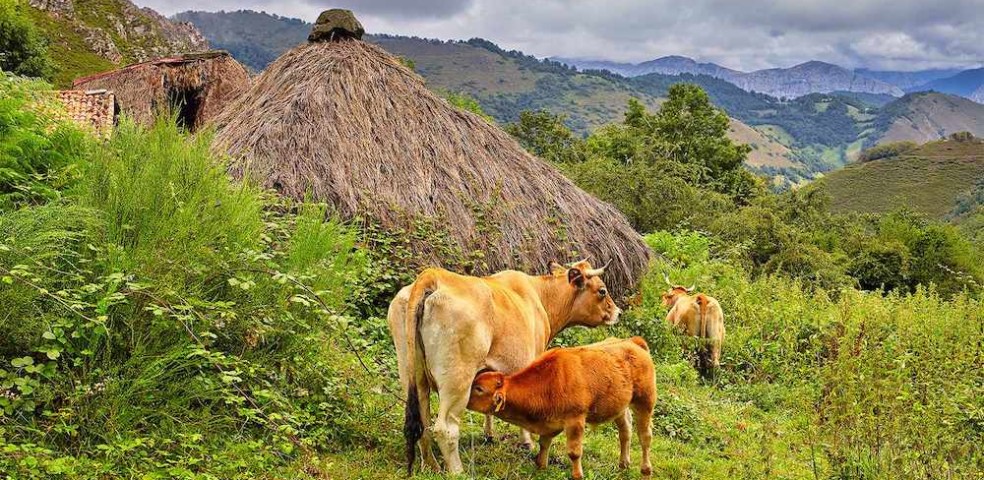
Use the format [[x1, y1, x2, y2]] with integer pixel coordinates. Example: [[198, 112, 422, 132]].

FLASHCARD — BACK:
[[483, 414, 494, 441], [632, 406, 654, 476], [615, 409, 632, 469], [536, 432, 556, 469], [519, 428, 535, 451], [565, 419, 586, 480]]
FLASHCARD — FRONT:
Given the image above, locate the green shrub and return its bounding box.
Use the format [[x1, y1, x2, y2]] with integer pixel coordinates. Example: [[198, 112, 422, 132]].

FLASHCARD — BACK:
[[857, 141, 918, 162], [0, 0, 53, 78], [0, 73, 89, 209]]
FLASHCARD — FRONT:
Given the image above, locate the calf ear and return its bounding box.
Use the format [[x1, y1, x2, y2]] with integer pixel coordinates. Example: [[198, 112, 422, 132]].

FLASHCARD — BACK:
[[493, 391, 506, 412], [568, 268, 585, 289]]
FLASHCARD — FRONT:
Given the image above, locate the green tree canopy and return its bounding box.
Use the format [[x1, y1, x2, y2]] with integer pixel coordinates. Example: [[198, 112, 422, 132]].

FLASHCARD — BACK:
[[0, 0, 53, 79]]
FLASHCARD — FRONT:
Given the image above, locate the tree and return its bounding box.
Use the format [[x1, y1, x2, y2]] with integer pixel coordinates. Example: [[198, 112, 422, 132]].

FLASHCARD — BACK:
[[442, 91, 494, 122], [0, 0, 53, 79], [505, 110, 586, 163]]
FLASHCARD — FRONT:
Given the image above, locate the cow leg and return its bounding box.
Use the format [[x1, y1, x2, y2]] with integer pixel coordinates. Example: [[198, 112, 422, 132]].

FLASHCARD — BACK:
[[615, 409, 632, 469], [535, 432, 556, 469], [388, 287, 439, 471], [565, 419, 586, 480], [632, 405, 653, 476], [416, 382, 440, 471], [431, 377, 472, 475]]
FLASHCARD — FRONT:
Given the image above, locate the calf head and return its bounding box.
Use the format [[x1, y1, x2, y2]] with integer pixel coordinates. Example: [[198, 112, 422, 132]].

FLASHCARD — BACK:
[[661, 284, 694, 308], [550, 259, 622, 327], [467, 371, 505, 414]]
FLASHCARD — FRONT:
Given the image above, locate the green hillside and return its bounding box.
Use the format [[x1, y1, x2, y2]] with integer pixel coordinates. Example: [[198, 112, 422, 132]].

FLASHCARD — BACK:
[[822, 136, 984, 218]]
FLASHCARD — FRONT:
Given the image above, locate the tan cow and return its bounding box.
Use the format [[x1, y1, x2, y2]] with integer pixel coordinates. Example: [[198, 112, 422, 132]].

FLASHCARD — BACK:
[[662, 281, 725, 373], [389, 260, 621, 475]]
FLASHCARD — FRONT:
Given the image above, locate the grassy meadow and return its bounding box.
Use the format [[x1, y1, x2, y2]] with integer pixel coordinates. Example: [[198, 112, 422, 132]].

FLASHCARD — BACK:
[[0, 72, 982, 480]]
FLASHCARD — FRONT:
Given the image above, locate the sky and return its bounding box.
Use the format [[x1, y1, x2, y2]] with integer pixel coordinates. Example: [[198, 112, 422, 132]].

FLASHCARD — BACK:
[[138, 0, 984, 72]]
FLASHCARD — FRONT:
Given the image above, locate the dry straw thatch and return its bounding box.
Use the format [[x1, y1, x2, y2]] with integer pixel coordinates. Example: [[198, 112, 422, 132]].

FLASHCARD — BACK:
[[73, 51, 250, 131], [212, 20, 650, 292]]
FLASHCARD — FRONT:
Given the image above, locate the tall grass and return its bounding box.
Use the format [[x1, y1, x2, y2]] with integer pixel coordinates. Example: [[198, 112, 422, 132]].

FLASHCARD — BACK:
[[1, 119, 376, 478], [78, 117, 264, 286]]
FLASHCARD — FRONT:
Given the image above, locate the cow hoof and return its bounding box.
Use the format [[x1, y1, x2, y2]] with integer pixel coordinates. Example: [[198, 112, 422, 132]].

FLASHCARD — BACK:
[[641, 466, 653, 476], [483, 435, 495, 444], [619, 461, 629, 469]]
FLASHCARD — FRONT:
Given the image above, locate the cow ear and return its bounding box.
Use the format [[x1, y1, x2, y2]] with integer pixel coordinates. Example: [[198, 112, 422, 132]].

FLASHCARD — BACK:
[[568, 268, 585, 289], [549, 261, 566, 275]]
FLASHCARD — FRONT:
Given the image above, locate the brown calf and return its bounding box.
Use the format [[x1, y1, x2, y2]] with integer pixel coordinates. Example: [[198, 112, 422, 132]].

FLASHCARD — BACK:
[[467, 337, 656, 479]]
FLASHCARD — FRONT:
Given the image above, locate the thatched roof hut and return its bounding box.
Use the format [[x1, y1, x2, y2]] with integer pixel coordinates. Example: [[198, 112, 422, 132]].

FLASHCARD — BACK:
[[212, 10, 650, 293], [73, 51, 250, 131]]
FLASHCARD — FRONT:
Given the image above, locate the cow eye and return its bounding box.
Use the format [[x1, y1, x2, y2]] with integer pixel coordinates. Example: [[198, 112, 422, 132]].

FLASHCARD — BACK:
[[598, 288, 607, 298]]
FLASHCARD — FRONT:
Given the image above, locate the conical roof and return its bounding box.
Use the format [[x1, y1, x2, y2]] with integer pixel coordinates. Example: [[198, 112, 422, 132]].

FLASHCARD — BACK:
[[212, 21, 650, 293]]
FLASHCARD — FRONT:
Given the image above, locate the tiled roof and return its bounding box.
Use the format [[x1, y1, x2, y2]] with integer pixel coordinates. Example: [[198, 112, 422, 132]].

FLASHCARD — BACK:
[[54, 90, 116, 137]]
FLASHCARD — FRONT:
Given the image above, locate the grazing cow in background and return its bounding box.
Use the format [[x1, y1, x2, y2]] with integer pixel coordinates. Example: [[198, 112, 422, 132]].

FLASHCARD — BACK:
[[390, 260, 621, 475], [467, 337, 656, 479], [662, 277, 725, 374]]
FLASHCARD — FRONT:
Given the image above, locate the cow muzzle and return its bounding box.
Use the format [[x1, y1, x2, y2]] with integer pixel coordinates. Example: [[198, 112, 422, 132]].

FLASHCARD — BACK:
[[604, 307, 622, 326]]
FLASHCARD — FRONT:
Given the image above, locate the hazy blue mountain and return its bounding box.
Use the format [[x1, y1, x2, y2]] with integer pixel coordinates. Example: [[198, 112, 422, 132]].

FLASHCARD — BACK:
[[558, 57, 904, 98], [552, 55, 739, 79], [857, 68, 964, 90], [908, 68, 984, 103]]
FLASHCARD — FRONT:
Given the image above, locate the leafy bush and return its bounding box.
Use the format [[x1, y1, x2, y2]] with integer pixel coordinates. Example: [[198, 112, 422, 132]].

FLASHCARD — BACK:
[[857, 141, 918, 162], [0, 0, 53, 78]]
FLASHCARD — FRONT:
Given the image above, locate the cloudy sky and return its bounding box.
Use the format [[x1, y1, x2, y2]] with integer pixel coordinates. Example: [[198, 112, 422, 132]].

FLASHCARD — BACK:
[[138, 0, 983, 71]]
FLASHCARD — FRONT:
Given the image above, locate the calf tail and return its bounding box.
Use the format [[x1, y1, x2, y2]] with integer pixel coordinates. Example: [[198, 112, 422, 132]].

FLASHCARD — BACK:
[[404, 273, 436, 476]]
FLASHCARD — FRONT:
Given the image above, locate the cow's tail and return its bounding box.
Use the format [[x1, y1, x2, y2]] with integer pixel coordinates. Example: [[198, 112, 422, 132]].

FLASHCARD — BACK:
[[404, 272, 437, 476], [695, 294, 709, 340]]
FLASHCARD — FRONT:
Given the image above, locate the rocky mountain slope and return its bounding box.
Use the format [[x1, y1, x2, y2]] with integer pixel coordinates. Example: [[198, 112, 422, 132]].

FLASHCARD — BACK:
[[28, 0, 208, 86], [732, 61, 903, 99]]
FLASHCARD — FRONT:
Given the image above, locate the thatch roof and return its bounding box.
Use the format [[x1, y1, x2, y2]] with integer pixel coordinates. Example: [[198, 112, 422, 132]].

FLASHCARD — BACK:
[[54, 90, 116, 137], [73, 51, 250, 131], [212, 32, 650, 293]]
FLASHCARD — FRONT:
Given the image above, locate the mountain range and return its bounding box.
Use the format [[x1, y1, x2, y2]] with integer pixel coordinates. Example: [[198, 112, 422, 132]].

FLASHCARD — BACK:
[[556, 56, 983, 103], [554, 56, 906, 99]]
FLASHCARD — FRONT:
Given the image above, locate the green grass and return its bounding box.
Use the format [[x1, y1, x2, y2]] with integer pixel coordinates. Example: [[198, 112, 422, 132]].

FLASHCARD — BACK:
[[822, 138, 984, 218]]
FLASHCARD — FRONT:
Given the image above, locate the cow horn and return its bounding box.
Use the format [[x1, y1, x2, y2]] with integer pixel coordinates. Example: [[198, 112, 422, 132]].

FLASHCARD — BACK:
[[566, 258, 589, 268], [662, 272, 672, 286], [585, 259, 613, 277], [686, 284, 696, 293]]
